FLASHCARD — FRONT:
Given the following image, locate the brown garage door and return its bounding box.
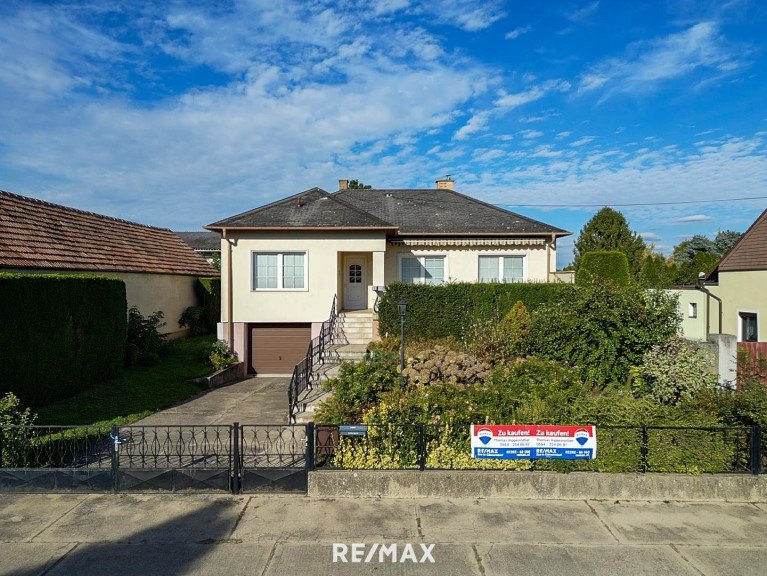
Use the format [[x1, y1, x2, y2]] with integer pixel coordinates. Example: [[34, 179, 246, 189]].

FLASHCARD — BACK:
[[249, 323, 311, 375]]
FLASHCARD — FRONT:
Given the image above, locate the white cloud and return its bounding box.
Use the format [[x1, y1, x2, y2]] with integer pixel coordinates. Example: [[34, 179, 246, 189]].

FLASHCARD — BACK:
[[519, 129, 543, 139], [454, 111, 491, 140], [505, 26, 531, 40], [577, 22, 745, 99], [676, 214, 713, 223], [639, 232, 663, 240], [570, 136, 596, 147], [494, 80, 570, 109], [565, 1, 600, 23]]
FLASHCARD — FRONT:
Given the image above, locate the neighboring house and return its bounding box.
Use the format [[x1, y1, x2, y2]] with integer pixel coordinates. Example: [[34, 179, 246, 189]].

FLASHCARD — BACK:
[[669, 207, 767, 384], [672, 207, 767, 345], [175, 231, 221, 265], [0, 190, 219, 338], [205, 178, 571, 375]]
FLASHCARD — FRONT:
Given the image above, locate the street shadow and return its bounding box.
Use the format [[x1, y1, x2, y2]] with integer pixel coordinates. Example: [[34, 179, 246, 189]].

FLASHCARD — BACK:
[[9, 496, 247, 576]]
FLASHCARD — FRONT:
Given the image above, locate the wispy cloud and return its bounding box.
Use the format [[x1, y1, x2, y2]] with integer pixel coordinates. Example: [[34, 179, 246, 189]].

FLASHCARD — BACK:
[[494, 80, 570, 109], [639, 232, 663, 240], [565, 1, 599, 24], [505, 26, 531, 40], [577, 22, 745, 99], [676, 214, 713, 223]]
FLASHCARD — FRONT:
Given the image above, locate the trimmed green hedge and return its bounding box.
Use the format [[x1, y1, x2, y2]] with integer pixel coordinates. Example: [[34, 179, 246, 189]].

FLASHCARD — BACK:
[[378, 282, 575, 340], [576, 251, 630, 286], [196, 277, 221, 333], [0, 274, 127, 406]]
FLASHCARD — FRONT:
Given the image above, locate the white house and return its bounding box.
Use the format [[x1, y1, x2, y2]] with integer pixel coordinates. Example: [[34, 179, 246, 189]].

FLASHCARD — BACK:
[[205, 178, 571, 375]]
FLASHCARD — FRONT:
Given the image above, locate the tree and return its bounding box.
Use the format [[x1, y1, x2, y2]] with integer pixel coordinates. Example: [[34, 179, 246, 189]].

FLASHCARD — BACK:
[[573, 208, 647, 276], [712, 230, 743, 256], [672, 235, 715, 265], [670, 230, 743, 285], [348, 179, 372, 189]]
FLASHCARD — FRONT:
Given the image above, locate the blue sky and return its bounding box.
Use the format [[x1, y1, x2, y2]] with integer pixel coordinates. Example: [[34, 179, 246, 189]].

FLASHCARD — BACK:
[[1, 0, 766, 267]]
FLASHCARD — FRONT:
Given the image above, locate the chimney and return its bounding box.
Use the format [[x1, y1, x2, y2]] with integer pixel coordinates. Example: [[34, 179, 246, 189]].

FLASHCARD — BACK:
[[435, 175, 454, 190], [338, 179, 349, 190]]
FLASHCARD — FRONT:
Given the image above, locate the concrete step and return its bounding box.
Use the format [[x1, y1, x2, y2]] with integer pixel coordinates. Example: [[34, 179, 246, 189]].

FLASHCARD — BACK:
[[335, 344, 368, 362]]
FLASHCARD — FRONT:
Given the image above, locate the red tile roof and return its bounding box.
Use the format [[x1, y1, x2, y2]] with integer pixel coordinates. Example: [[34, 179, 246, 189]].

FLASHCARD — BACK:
[[0, 190, 219, 277]]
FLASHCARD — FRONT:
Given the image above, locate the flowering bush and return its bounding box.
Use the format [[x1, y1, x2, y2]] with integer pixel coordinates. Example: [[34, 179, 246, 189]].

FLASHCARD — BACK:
[[403, 345, 491, 387]]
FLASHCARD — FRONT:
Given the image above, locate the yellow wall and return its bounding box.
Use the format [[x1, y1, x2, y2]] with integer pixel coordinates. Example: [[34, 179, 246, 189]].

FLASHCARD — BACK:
[[669, 288, 709, 341], [715, 271, 767, 341]]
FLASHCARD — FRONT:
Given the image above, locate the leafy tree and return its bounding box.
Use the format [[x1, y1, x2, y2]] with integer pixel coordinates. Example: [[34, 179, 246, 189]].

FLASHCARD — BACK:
[[573, 208, 647, 276], [639, 253, 677, 287], [576, 251, 630, 286], [674, 252, 721, 285], [672, 234, 715, 265], [348, 179, 372, 189], [713, 230, 743, 257], [526, 281, 680, 388]]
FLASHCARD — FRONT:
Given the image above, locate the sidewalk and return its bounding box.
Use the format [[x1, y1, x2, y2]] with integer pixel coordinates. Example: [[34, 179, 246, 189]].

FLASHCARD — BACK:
[[2, 493, 766, 575]]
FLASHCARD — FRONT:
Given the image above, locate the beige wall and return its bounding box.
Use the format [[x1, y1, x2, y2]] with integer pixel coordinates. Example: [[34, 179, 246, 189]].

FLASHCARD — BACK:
[[716, 270, 767, 341], [5, 268, 200, 338], [383, 243, 551, 284], [222, 230, 387, 323]]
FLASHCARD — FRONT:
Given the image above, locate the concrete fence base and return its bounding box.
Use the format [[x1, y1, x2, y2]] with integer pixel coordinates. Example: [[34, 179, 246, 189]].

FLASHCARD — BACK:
[[309, 470, 767, 502]]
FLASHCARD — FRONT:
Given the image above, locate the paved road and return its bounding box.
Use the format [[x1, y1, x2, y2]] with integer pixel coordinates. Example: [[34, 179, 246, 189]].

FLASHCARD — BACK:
[[2, 493, 766, 575], [134, 376, 290, 426]]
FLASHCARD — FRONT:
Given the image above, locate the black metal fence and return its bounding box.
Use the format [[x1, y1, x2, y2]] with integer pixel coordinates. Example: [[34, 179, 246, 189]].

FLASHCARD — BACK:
[[288, 295, 338, 421], [313, 424, 766, 475], [2, 422, 764, 493], [0, 423, 315, 494]]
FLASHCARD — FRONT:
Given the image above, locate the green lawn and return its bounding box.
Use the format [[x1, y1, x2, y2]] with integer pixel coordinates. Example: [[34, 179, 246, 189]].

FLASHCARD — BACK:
[[36, 335, 216, 426]]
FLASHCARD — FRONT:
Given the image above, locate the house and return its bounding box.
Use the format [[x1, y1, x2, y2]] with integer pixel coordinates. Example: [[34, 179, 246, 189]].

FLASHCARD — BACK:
[[205, 178, 571, 375], [669, 207, 767, 384], [0, 189, 219, 338], [175, 231, 221, 265]]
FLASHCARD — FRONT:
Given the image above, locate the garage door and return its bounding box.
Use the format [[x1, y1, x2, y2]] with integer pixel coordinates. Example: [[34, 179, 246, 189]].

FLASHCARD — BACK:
[[249, 323, 311, 375]]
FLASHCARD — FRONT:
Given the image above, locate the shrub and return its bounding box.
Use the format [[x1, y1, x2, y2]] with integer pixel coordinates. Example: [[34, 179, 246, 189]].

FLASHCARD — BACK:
[[1, 392, 37, 466], [576, 251, 630, 286], [527, 282, 680, 387], [636, 336, 718, 404], [209, 340, 238, 371], [314, 355, 400, 424], [378, 282, 575, 341], [126, 306, 167, 366], [0, 274, 126, 405], [500, 301, 531, 358], [179, 306, 208, 336], [196, 277, 221, 333]]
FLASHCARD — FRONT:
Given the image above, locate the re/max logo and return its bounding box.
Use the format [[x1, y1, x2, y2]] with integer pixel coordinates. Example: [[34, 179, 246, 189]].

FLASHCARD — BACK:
[[332, 543, 436, 563]]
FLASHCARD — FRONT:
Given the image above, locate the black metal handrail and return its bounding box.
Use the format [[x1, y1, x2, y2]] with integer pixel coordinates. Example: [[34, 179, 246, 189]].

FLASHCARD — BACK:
[[288, 295, 337, 422]]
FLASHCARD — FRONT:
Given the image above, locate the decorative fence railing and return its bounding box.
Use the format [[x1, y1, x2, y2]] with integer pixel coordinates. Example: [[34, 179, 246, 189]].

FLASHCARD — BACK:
[[313, 424, 766, 475], [2, 423, 765, 493], [288, 295, 338, 422]]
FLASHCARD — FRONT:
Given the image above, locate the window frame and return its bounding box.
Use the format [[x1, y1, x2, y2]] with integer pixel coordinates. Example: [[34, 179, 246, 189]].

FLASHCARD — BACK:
[[738, 310, 759, 343], [688, 302, 698, 319], [397, 253, 448, 285], [477, 254, 527, 283], [251, 250, 309, 292]]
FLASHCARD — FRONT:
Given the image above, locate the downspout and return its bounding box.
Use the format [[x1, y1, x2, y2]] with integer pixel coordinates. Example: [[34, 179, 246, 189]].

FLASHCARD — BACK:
[[696, 280, 722, 338], [223, 228, 234, 353]]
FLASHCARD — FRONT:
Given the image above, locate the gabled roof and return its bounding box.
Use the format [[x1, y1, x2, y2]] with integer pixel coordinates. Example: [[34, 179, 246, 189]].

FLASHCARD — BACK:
[[205, 188, 395, 230], [0, 190, 218, 277], [175, 231, 221, 252], [334, 188, 570, 236], [708, 207, 767, 277]]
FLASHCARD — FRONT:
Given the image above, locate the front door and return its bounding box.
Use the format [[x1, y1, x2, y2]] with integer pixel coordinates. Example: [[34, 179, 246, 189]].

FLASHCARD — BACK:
[[343, 255, 367, 310]]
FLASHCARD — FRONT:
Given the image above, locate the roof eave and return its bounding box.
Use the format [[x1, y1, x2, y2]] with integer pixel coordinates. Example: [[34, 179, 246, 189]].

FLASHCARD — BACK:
[[203, 225, 398, 232]]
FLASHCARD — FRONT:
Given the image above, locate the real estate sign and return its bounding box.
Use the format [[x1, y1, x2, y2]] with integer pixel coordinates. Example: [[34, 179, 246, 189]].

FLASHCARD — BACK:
[[470, 425, 597, 460]]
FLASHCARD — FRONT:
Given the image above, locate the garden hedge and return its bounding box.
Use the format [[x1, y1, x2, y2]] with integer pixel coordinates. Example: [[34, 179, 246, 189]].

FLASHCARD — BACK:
[[196, 277, 221, 333], [576, 251, 630, 286], [0, 274, 127, 405], [378, 282, 575, 340]]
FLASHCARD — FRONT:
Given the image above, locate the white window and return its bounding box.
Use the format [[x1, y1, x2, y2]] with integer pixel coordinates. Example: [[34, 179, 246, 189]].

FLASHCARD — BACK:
[[399, 255, 446, 285], [688, 303, 697, 318], [252, 252, 307, 290], [478, 256, 524, 283]]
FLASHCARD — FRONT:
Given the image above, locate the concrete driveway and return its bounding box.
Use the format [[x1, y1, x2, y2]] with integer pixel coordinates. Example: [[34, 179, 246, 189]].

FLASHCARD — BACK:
[[135, 377, 291, 426], [1, 493, 766, 575]]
